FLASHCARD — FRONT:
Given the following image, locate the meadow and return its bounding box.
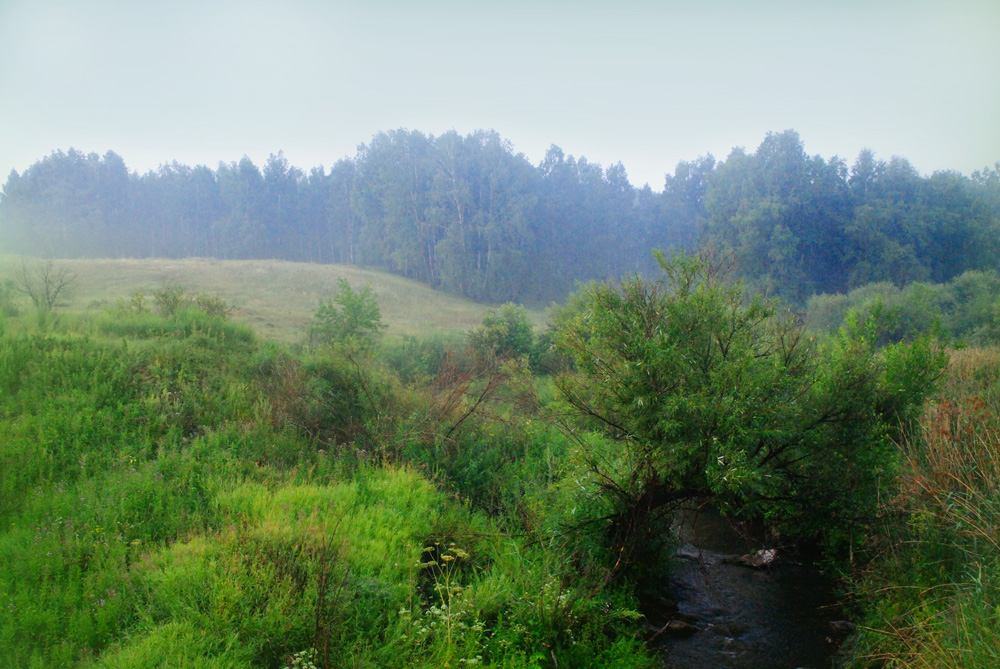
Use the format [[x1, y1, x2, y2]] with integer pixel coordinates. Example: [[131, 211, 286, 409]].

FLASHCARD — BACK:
[[0, 259, 646, 668], [0, 256, 547, 343], [0, 256, 996, 667]]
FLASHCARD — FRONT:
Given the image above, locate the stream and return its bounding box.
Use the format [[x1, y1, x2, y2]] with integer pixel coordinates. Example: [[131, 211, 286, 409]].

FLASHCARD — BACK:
[[644, 508, 853, 668]]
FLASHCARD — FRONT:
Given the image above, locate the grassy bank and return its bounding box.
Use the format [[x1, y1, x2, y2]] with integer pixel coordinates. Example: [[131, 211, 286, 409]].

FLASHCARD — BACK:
[[849, 347, 1000, 667]]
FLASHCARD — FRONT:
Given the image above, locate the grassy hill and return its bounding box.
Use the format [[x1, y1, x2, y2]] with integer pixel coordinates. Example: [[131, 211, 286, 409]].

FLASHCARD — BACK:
[[0, 256, 548, 342]]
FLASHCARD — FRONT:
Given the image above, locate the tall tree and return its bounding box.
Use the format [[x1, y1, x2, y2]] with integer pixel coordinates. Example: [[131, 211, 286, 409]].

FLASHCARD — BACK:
[[216, 156, 266, 258], [261, 152, 303, 260], [353, 130, 437, 282]]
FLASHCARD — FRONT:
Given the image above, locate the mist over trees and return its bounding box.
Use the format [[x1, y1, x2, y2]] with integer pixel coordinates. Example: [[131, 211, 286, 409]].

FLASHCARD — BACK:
[[2, 129, 998, 304]]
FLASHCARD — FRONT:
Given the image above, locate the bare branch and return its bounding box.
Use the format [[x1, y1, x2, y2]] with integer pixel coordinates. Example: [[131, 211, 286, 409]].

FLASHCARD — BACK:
[[13, 259, 77, 310]]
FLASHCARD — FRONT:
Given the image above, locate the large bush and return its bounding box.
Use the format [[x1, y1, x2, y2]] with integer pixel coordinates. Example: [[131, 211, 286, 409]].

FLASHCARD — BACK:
[[468, 302, 534, 367], [553, 251, 947, 561]]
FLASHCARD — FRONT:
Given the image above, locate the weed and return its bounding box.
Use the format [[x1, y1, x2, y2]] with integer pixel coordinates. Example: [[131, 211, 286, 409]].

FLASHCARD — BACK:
[[850, 347, 1000, 667], [0, 285, 648, 668]]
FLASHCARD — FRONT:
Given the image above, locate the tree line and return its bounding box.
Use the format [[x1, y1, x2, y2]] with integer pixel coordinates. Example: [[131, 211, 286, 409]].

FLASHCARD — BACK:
[[1, 128, 998, 304]]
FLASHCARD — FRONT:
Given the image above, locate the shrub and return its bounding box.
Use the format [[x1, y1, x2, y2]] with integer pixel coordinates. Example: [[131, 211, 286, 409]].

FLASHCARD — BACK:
[[309, 278, 386, 351], [468, 303, 534, 368], [380, 333, 468, 383], [553, 250, 947, 564], [152, 285, 187, 317]]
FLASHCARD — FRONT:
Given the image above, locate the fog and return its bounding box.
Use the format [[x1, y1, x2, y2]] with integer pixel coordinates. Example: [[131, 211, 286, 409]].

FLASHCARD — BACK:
[[1, 0, 998, 189]]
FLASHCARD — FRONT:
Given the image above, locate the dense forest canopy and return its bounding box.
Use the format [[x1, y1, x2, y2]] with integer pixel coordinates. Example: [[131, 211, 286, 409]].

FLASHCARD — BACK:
[[2, 129, 998, 304]]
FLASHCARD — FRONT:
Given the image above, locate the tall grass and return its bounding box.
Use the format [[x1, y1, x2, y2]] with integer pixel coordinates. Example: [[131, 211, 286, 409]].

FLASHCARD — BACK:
[[851, 347, 1000, 667], [0, 305, 650, 668]]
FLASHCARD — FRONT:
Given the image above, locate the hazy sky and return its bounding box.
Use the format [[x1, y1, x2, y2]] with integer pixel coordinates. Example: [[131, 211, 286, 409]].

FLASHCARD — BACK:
[[2, 0, 998, 190]]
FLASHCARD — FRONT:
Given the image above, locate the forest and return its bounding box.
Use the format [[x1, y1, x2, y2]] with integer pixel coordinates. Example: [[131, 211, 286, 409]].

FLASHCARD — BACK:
[[3, 129, 999, 306], [2, 129, 1000, 668]]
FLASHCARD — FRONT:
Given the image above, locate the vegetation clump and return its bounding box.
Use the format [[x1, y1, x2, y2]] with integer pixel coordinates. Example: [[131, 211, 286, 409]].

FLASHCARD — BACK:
[[309, 278, 387, 350], [807, 269, 1000, 346], [847, 348, 1000, 667], [468, 302, 534, 364], [0, 286, 650, 668], [4, 248, 1000, 668], [553, 251, 946, 562]]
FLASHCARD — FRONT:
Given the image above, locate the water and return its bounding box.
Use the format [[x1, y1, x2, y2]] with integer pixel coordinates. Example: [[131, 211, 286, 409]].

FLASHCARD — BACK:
[[645, 508, 852, 669]]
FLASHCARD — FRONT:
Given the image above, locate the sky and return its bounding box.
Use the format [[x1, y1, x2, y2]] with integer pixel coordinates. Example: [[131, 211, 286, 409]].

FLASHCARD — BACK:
[[1, 0, 998, 190]]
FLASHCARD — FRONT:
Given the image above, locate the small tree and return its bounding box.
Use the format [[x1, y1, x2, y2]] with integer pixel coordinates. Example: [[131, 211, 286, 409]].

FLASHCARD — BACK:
[[310, 278, 386, 350], [13, 259, 77, 311], [468, 302, 534, 367], [554, 250, 946, 562]]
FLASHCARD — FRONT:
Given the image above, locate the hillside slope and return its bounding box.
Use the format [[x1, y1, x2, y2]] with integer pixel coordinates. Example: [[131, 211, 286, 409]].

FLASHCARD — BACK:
[[1, 257, 545, 342]]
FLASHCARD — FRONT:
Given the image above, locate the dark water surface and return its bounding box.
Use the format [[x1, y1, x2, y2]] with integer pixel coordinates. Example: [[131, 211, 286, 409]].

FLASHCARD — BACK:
[[647, 509, 851, 669]]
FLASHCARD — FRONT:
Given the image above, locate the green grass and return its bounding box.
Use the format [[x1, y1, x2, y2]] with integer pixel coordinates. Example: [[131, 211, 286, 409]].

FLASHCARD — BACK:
[[0, 256, 549, 343], [849, 347, 1000, 668], [0, 303, 649, 668]]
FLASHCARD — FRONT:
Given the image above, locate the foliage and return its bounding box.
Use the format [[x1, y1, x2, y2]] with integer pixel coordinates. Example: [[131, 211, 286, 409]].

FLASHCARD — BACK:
[[309, 278, 386, 350], [379, 332, 469, 383], [6, 130, 993, 305], [0, 297, 651, 668], [468, 302, 534, 367], [849, 348, 1000, 667], [553, 250, 947, 563], [806, 269, 1000, 345], [0, 278, 19, 317], [112, 285, 234, 320]]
